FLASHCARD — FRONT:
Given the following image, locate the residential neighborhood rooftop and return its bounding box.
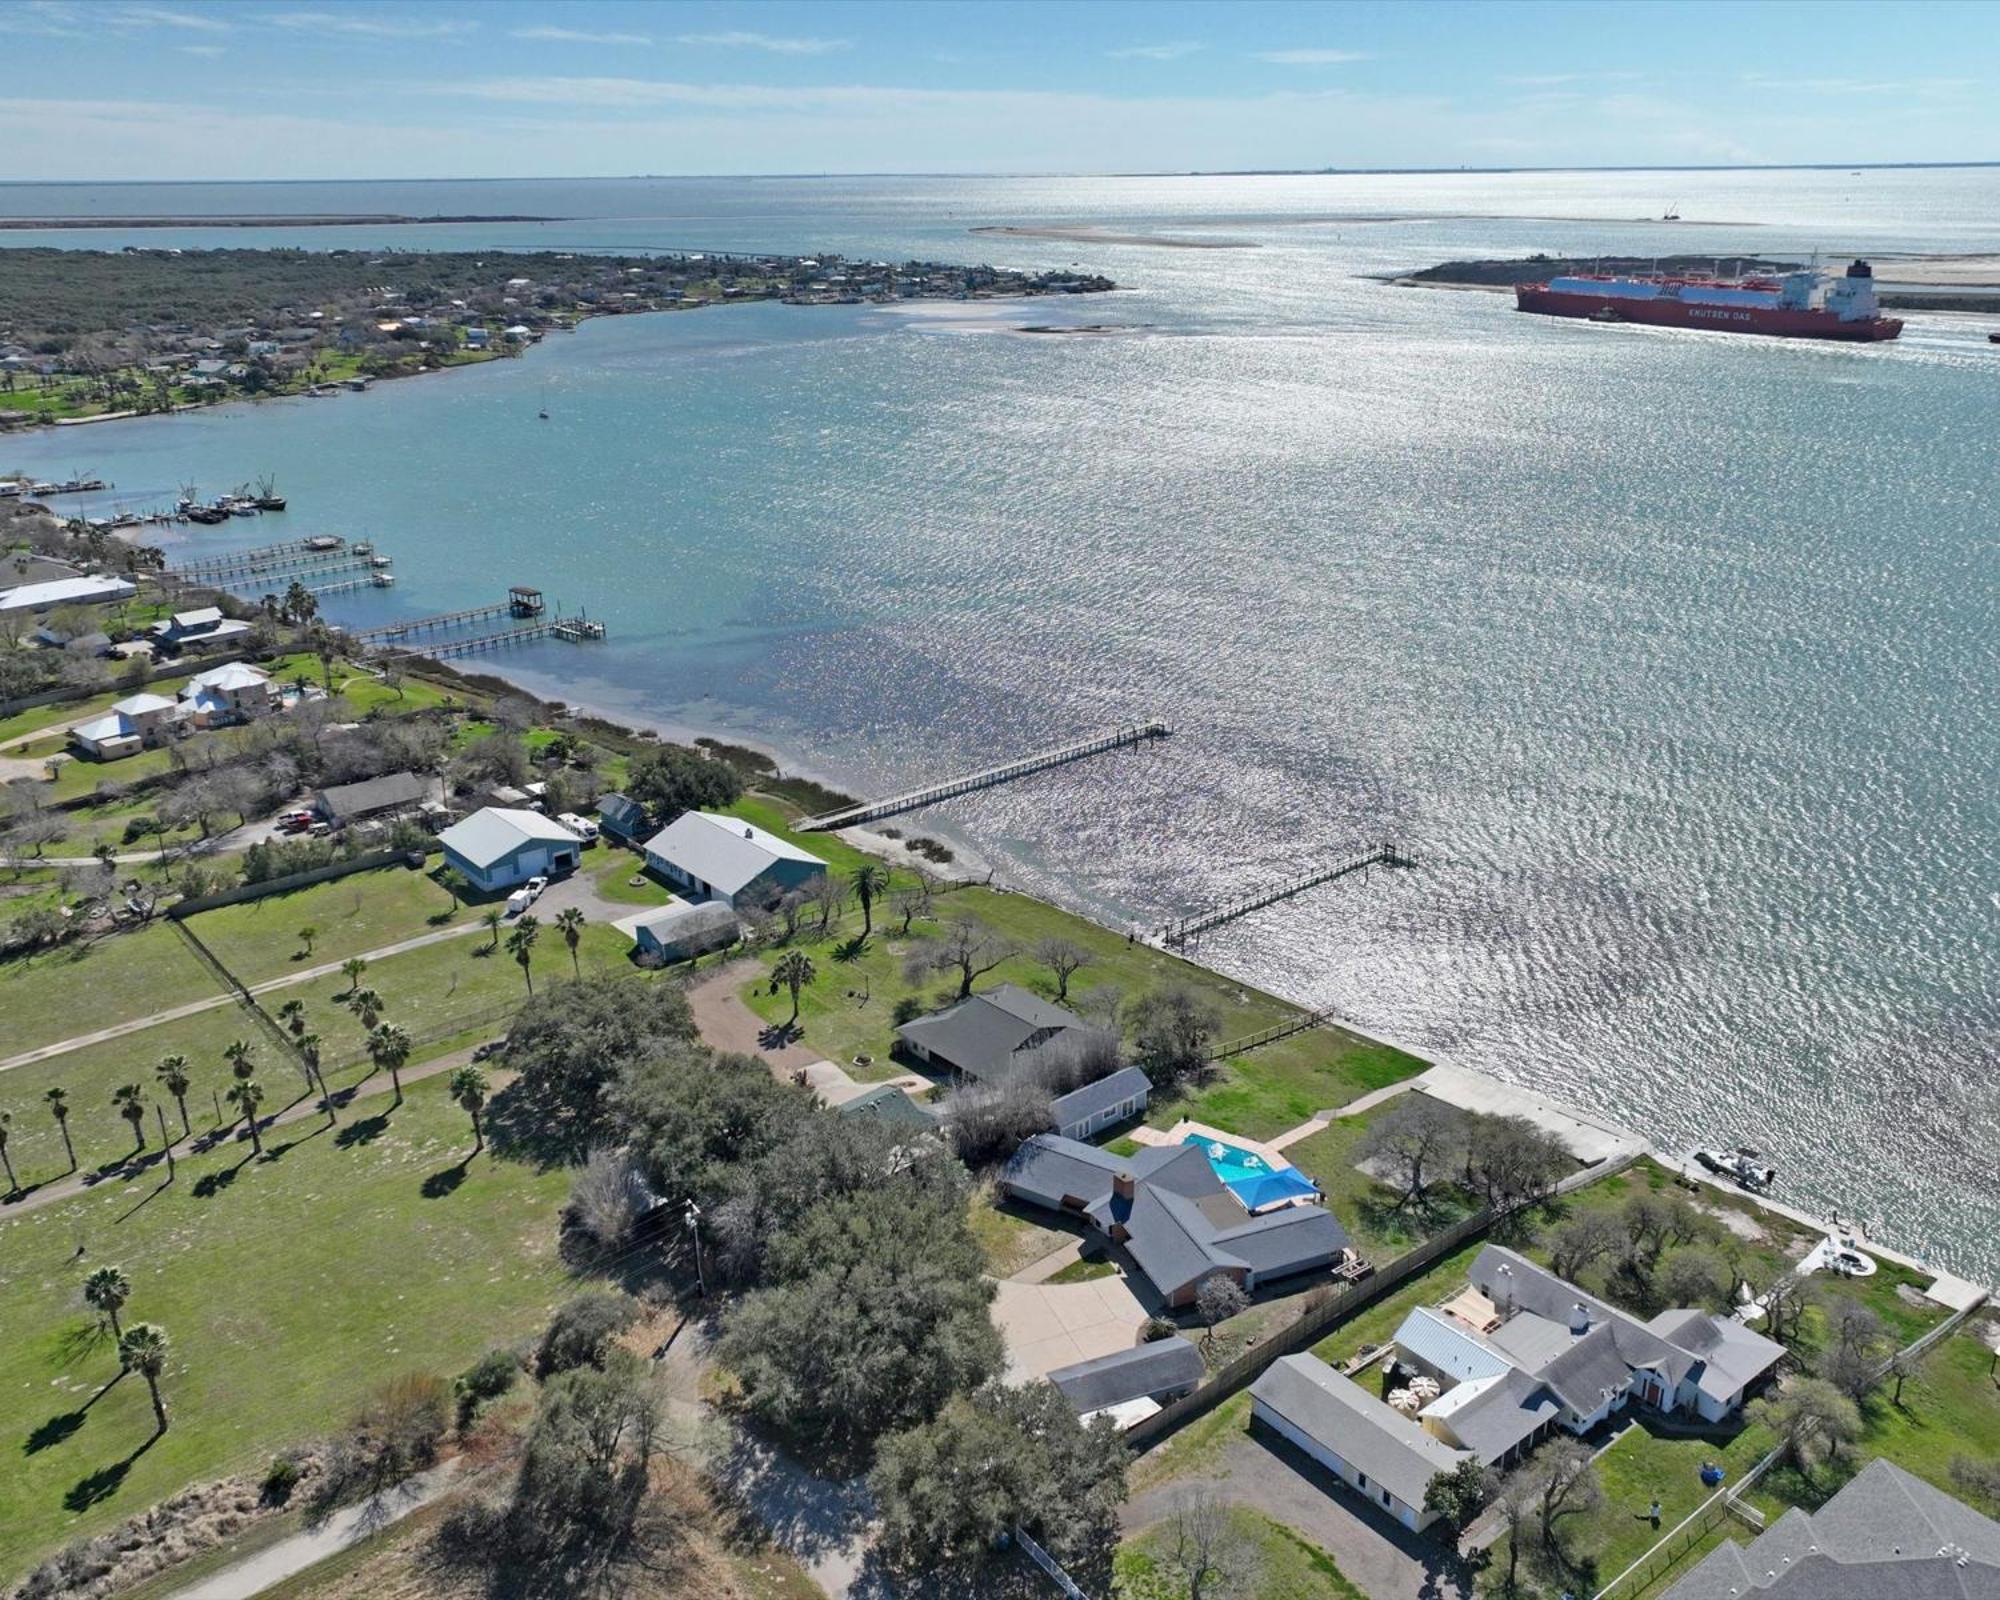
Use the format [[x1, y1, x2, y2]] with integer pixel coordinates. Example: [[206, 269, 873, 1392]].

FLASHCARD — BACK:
[[642, 810, 823, 898], [436, 807, 580, 870], [898, 984, 1108, 1085]]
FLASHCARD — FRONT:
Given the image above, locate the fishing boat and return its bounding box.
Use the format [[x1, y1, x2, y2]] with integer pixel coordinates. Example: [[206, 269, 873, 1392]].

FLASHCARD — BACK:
[[1694, 1146, 1777, 1191]]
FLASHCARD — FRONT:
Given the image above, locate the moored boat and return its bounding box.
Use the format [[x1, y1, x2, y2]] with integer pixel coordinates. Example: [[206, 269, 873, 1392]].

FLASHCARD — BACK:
[[1517, 259, 1902, 342]]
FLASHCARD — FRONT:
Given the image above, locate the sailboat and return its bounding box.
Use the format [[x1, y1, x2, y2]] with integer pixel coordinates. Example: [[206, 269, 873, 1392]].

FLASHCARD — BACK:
[[1661, 201, 1682, 221], [538, 388, 550, 420]]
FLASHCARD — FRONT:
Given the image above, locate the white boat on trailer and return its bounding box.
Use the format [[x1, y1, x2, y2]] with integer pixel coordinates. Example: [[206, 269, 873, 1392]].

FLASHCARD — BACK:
[[1693, 1145, 1777, 1192]]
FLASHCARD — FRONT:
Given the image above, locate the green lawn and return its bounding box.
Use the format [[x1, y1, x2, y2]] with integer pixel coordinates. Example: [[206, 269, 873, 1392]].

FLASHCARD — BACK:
[[0, 1075, 573, 1586], [1151, 1029, 1424, 1142], [0, 924, 226, 1055], [1117, 1505, 1367, 1599], [185, 866, 466, 985], [967, 1184, 1070, 1278], [1307, 1238, 1490, 1369], [587, 847, 679, 907], [1282, 1104, 1482, 1260]]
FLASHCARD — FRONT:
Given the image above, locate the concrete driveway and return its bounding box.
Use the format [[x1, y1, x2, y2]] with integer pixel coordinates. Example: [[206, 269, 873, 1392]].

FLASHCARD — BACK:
[[992, 1270, 1153, 1381]]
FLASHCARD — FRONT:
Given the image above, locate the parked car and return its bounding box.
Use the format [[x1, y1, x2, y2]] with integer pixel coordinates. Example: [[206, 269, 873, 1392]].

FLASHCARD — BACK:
[[524, 875, 548, 900], [471, 1039, 506, 1062]]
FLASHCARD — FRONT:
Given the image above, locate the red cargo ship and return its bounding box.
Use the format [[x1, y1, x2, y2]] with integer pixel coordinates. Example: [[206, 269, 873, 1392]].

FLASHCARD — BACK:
[[1515, 258, 1902, 342]]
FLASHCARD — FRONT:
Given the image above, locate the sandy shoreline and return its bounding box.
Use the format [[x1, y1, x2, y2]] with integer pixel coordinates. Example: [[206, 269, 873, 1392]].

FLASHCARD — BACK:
[[972, 224, 1257, 250]]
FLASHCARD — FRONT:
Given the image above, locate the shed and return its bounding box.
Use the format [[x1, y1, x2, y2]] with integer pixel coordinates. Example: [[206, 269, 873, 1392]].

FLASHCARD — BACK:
[[1048, 1337, 1205, 1423], [613, 900, 741, 963], [316, 771, 429, 826], [597, 791, 649, 841], [437, 807, 581, 893], [1049, 1065, 1152, 1140]]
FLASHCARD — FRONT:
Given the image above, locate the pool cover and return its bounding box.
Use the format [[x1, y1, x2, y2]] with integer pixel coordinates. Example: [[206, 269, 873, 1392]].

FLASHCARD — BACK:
[[1184, 1135, 1320, 1211]]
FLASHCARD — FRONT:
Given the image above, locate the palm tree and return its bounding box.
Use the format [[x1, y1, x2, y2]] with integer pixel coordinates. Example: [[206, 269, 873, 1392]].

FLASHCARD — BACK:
[[155, 1054, 192, 1137], [439, 866, 470, 914], [112, 1084, 147, 1154], [368, 1023, 412, 1107], [297, 924, 318, 958], [481, 909, 504, 952], [772, 949, 816, 1029], [347, 987, 384, 1031], [553, 907, 585, 978], [276, 998, 307, 1038], [850, 863, 888, 938], [449, 1066, 488, 1154], [83, 1265, 130, 1337], [297, 1032, 335, 1123], [226, 1080, 266, 1155], [44, 1086, 75, 1172], [0, 1109, 17, 1194], [339, 956, 367, 996], [507, 917, 539, 994], [119, 1323, 171, 1433], [223, 1038, 255, 1083]]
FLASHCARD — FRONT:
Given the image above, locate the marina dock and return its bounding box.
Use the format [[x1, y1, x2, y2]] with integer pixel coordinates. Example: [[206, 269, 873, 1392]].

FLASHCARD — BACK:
[[1158, 842, 1414, 948], [170, 535, 345, 579], [799, 719, 1171, 832], [383, 614, 604, 659], [352, 600, 512, 643]]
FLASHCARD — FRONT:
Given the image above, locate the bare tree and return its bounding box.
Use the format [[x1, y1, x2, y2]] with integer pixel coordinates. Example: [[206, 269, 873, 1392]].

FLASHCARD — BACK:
[[891, 871, 935, 936], [1359, 1095, 1464, 1211], [1547, 1209, 1627, 1284], [808, 873, 848, 937], [1194, 1273, 1250, 1349], [1464, 1113, 1570, 1212], [1033, 936, 1094, 1002], [1160, 1488, 1260, 1600], [1531, 1437, 1603, 1552], [908, 912, 1013, 999]]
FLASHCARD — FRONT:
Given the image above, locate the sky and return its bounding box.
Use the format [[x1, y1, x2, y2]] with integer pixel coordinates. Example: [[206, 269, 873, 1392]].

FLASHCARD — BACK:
[[0, 0, 1995, 182]]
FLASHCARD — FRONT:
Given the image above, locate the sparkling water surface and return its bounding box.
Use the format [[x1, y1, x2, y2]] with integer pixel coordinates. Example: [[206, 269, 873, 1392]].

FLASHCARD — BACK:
[[4, 170, 1994, 1279]]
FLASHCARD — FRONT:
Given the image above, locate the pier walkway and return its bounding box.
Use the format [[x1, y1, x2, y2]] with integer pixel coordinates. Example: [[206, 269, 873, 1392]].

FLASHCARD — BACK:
[[798, 719, 1170, 832], [353, 600, 511, 643], [386, 616, 605, 659], [1158, 843, 1414, 948], [170, 535, 338, 576]]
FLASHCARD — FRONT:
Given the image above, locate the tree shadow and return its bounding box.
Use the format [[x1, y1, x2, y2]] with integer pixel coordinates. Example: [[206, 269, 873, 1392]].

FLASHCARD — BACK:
[[55, 1320, 112, 1368], [191, 1150, 256, 1199], [114, 1173, 175, 1224], [263, 1120, 333, 1162], [62, 1429, 159, 1512], [758, 1020, 801, 1050], [335, 1113, 390, 1149], [25, 1375, 122, 1455], [420, 1163, 469, 1200], [485, 1079, 589, 1172]]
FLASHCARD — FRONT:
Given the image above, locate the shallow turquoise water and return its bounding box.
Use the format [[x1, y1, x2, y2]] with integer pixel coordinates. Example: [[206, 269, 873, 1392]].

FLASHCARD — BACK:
[[1182, 1134, 1320, 1211], [4, 170, 1994, 1278]]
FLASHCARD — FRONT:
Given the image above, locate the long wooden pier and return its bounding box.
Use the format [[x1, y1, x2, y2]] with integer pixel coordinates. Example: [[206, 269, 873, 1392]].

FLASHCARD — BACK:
[[1158, 842, 1415, 949], [171, 537, 341, 577], [173, 550, 377, 584], [799, 720, 1170, 833], [352, 601, 512, 644], [388, 615, 605, 660]]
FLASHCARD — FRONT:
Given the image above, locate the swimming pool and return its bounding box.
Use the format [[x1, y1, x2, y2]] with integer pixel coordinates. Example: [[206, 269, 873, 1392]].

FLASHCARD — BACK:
[[1183, 1134, 1320, 1211]]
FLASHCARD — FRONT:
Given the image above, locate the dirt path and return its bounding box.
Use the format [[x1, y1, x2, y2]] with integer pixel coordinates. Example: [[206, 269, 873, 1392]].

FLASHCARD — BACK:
[[0, 921, 485, 1075], [684, 957, 821, 1071]]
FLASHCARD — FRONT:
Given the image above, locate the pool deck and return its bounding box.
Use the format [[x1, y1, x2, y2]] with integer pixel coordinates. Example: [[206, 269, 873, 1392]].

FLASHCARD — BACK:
[[1138, 1119, 1322, 1215]]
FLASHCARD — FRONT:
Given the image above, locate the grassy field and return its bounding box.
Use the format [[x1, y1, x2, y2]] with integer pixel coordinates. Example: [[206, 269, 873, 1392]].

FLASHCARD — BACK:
[[967, 1183, 1070, 1278], [1282, 1104, 1481, 1260], [0, 1075, 574, 1586], [186, 866, 468, 985], [0, 923, 227, 1055], [1117, 1505, 1368, 1599]]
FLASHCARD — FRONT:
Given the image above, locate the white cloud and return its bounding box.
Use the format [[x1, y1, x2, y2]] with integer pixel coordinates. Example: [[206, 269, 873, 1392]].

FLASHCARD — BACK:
[[673, 30, 848, 55], [511, 26, 652, 47], [1251, 49, 1370, 65], [115, 4, 230, 30], [266, 10, 476, 40], [1106, 42, 1204, 62], [177, 41, 226, 55], [0, 2, 87, 36]]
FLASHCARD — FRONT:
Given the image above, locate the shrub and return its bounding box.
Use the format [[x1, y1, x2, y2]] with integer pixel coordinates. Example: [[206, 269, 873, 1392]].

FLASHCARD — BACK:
[[892, 995, 925, 1026], [305, 1373, 448, 1525], [260, 1453, 304, 1506], [1139, 1316, 1180, 1343], [536, 1290, 639, 1379], [455, 1348, 519, 1428], [120, 813, 158, 845]]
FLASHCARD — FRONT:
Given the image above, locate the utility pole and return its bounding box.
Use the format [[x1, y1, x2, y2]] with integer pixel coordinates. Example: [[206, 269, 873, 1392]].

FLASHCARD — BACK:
[[685, 1201, 706, 1298], [155, 1102, 174, 1181]]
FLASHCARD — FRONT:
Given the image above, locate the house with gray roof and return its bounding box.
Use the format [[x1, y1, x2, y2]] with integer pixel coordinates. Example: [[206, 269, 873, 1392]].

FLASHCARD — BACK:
[[1049, 1064, 1152, 1140], [836, 1083, 939, 1134], [1662, 1458, 2000, 1600], [596, 791, 649, 842], [897, 984, 1109, 1088], [612, 900, 741, 964], [642, 810, 826, 910], [1048, 1337, 1204, 1426], [1467, 1246, 1784, 1427], [1001, 1133, 1349, 1307], [438, 807, 582, 893], [1250, 1355, 1472, 1533], [316, 771, 430, 827]]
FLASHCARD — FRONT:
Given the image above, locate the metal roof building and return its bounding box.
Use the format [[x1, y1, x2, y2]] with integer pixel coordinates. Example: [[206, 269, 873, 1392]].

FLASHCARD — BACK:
[[641, 810, 826, 909], [1048, 1337, 1204, 1423]]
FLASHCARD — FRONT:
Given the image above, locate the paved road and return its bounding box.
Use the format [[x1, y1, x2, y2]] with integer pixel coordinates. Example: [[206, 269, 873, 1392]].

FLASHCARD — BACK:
[[160, 1460, 462, 1600]]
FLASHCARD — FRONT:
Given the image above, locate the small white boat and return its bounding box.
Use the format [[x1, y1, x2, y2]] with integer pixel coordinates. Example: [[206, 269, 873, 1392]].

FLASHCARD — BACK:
[[1694, 1146, 1777, 1192]]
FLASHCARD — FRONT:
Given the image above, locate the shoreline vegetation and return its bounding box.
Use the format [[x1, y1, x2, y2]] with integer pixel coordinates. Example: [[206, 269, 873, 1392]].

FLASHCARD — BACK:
[[0, 245, 1113, 431], [0, 214, 564, 230], [1394, 252, 2000, 310]]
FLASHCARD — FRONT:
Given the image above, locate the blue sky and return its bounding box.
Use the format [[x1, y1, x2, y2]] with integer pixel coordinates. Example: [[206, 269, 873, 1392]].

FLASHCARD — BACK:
[[0, 0, 1994, 180]]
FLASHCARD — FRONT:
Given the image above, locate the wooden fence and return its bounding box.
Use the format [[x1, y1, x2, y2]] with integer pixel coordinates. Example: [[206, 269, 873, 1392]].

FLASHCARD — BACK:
[[165, 847, 422, 918]]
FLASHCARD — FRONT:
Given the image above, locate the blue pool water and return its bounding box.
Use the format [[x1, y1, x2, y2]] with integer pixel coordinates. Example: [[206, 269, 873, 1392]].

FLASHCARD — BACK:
[[1185, 1136, 1321, 1212]]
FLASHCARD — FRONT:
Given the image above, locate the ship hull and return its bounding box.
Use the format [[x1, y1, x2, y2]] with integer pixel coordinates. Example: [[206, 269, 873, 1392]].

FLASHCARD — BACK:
[[1515, 286, 1902, 342]]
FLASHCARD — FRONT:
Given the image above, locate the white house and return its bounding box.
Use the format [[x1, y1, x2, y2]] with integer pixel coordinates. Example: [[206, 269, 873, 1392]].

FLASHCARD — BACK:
[[641, 812, 826, 910], [68, 692, 177, 761], [177, 661, 275, 725], [438, 808, 581, 893], [0, 574, 137, 615], [151, 606, 256, 652]]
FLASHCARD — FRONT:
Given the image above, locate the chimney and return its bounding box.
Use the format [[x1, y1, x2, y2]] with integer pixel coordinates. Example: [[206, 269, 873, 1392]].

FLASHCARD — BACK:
[[1113, 1171, 1135, 1202], [1571, 1302, 1591, 1335]]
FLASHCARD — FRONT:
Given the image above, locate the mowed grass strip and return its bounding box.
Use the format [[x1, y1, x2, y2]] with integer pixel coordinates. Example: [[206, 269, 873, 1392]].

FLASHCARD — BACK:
[[186, 866, 466, 987], [0, 924, 228, 1057], [0, 1076, 573, 1587]]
